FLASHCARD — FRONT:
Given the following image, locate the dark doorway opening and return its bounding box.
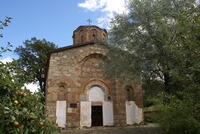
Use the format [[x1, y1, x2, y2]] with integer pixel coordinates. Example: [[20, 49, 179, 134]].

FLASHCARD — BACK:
[[92, 106, 103, 126]]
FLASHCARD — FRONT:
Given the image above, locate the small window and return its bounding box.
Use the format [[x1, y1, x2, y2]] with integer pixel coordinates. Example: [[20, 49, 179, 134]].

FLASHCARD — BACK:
[[107, 96, 111, 101], [69, 103, 77, 108], [103, 33, 106, 41], [59, 85, 65, 88], [81, 35, 84, 42], [126, 86, 134, 101], [92, 34, 96, 40]]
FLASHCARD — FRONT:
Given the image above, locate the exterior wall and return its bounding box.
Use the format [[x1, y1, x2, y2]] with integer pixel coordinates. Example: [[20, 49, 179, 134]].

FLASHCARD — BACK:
[[45, 43, 143, 128]]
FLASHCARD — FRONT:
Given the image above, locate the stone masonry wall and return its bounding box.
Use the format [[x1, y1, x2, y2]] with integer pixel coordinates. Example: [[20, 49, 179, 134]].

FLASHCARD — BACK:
[[45, 43, 143, 128]]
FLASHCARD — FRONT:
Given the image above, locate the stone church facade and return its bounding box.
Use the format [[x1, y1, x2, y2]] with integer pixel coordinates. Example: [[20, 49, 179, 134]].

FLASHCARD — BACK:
[[45, 25, 144, 129]]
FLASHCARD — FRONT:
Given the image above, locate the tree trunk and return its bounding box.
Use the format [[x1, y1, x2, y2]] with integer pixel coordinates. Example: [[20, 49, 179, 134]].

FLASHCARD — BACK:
[[164, 72, 171, 94]]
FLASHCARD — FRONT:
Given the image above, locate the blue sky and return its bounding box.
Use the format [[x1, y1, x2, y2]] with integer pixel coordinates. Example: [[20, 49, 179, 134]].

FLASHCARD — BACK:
[[0, 0, 127, 92], [0, 0, 127, 60], [0, 0, 98, 59]]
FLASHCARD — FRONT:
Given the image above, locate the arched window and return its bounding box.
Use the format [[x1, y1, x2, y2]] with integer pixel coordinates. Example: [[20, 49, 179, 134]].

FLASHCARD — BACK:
[[91, 29, 97, 41], [92, 34, 96, 40], [81, 35, 84, 43], [58, 84, 66, 101], [103, 33, 106, 38], [125, 86, 134, 101], [79, 29, 84, 43]]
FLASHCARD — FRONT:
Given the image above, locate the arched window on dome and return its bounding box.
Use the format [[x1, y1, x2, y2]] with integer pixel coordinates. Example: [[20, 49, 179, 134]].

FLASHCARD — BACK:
[[81, 35, 84, 43], [91, 29, 97, 41], [92, 34, 96, 40], [79, 29, 84, 43], [103, 33, 106, 40]]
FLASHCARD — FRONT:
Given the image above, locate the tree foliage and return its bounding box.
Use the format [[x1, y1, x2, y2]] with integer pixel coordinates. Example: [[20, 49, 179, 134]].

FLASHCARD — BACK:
[[0, 18, 59, 133], [0, 19, 58, 133], [108, 0, 200, 93], [0, 52, 58, 134], [0, 61, 58, 134], [106, 0, 200, 133], [154, 92, 200, 134], [0, 17, 12, 56], [15, 38, 57, 94]]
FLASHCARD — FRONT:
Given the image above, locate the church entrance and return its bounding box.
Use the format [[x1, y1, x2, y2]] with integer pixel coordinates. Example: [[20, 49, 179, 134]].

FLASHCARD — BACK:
[[91, 106, 103, 126], [89, 86, 104, 126], [80, 84, 114, 127]]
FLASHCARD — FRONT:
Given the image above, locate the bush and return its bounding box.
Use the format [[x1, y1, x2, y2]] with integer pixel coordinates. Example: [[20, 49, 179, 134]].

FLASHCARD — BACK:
[[154, 95, 200, 134]]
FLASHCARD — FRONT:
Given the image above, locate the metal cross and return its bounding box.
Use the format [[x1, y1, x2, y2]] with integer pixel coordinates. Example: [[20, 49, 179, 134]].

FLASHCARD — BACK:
[[87, 19, 92, 25]]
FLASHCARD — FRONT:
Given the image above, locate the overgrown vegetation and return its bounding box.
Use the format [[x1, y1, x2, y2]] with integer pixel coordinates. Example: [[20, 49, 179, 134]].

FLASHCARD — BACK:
[[106, 0, 200, 133]]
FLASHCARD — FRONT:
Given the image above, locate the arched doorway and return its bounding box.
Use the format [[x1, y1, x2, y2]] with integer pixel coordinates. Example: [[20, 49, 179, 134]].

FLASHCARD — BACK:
[[80, 80, 114, 128], [88, 85, 104, 126]]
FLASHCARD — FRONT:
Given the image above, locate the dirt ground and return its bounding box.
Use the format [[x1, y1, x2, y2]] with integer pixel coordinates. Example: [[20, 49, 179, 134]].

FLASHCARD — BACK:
[[61, 125, 162, 134]]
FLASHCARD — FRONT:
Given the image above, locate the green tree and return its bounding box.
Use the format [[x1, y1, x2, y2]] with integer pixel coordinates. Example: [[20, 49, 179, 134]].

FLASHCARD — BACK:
[[0, 55, 58, 134], [15, 38, 57, 94], [0, 17, 12, 55], [106, 0, 200, 133], [0, 19, 58, 133], [108, 0, 199, 94]]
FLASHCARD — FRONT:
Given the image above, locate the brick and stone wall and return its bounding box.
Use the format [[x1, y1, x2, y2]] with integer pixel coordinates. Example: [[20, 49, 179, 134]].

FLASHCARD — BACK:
[[45, 42, 143, 128]]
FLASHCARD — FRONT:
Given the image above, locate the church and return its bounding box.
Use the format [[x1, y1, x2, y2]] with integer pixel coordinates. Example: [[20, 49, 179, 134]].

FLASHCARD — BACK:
[[45, 25, 144, 128]]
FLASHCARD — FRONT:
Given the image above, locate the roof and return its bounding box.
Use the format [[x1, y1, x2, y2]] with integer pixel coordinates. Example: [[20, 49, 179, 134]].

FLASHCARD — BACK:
[[72, 25, 107, 36], [50, 40, 108, 54]]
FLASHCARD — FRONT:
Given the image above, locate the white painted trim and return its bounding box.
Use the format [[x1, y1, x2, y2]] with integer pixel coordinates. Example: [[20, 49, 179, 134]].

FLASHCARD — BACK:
[[56, 101, 66, 128], [125, 101, 143, 125], [103, 101, 114, 126], [80, 101, 91, 127]]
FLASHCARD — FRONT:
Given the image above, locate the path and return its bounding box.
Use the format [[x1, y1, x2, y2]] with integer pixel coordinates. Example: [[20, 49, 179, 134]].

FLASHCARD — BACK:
[[61, 125, 161, 134]]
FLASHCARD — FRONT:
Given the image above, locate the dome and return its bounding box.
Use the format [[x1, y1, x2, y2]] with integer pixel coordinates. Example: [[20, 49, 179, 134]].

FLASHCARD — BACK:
[[72, 25, 107, 45]]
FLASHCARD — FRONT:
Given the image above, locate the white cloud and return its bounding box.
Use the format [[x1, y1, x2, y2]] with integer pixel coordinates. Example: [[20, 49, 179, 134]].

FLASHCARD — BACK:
[[24, 83, 39, 93], [78, 0, 128, 28], [0, 57, 13, 63], [78, 0, 103, 11]]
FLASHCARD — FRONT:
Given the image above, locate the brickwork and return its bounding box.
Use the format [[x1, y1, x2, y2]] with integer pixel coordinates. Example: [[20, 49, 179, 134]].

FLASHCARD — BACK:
[[73, 26, 107, 45]]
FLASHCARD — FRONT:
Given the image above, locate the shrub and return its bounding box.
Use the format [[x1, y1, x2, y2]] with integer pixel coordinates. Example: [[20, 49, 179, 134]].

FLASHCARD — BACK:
[[154, 94, 200, 134]]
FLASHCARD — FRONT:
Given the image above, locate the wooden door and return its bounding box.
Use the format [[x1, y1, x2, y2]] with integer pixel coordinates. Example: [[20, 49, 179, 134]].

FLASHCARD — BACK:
[[92, 106, 103, 126]]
